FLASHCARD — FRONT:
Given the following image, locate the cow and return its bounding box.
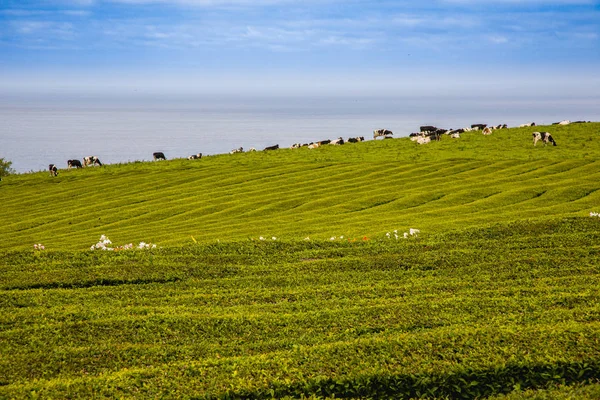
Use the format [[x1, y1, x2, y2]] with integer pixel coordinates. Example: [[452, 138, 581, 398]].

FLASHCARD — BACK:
[[347, 136, 365, 143], [419, 126, 437, 133], [290, 143, 302, 149], [248, 147, 257, 152], [471, 124, 487, 131], [264, 144, 279, 151], [520, 122, 536, 128], [373, 129, 393, 139], [450, 133, 461, 139], [553, 120, 571, 125], [533, 131, 557, 146], [331, 137, 344, 145], [188, 153, 202, 160], [67, 159, 82, 169], [482, 127, 493, 135], [230, 147, 243, 154], [317, 139, 331, 146], [83, 156, 102, 167], [416, 136, 431, 145], [308, 142, 321, 149], [153, 152, 166, 161], [49, 164, 58, 176]]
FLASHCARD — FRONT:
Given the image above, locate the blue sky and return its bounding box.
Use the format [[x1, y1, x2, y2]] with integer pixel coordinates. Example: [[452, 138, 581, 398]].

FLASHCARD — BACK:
[[1, 0, 599, 98]]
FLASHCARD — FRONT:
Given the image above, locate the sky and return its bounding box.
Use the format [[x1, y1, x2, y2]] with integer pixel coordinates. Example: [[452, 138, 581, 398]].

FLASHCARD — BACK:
[[0, 0, 599, 99]]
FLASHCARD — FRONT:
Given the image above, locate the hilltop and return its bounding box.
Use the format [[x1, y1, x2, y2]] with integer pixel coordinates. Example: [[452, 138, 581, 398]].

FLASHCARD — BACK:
[[1, 123, 599, 251]]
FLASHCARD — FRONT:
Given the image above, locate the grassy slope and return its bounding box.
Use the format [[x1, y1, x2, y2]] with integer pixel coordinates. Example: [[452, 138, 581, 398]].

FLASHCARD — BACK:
[[1, 123, 599, 251], [1, 123, 600, 398]]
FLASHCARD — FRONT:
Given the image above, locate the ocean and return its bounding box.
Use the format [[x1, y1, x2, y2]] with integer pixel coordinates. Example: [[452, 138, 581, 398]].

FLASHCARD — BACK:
[[1, 95, 598, 173]]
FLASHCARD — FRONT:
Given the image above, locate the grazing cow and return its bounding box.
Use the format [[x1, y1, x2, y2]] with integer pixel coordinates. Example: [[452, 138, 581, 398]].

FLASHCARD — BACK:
[[431, 128, 447, 141], [230, 147, 243, 154], [471, 124, 487, 131], [49, 164, 58, 176], [482, 127, 493, 135], [532, 131, 557, 146], [153, 152, 166, 161], [373, 129, 393, 139], [331, 137, 344, 145], [188, 153, 202, 160], [519, 122, 536, 127], [83, 156, 102, 167], [264, 144, 279, 151], [67, 159, 82, 169], [347, 136, 365, 143]]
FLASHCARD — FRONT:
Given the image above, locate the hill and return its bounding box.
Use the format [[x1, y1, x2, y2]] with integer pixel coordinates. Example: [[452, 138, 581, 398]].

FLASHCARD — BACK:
[[1, 123, 599, 251], [1, 122, 600, 399]]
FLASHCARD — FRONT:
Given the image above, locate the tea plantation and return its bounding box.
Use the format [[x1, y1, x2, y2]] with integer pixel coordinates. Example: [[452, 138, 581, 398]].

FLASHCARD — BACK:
[[1, 123, 599, 398]]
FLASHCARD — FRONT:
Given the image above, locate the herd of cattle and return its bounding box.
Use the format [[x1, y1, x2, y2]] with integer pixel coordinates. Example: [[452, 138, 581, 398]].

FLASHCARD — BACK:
[[48, 119, 586, 176]]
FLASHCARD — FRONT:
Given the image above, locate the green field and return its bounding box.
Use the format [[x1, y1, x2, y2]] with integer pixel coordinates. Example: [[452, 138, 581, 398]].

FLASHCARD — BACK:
[[1, 124, 600, 398]]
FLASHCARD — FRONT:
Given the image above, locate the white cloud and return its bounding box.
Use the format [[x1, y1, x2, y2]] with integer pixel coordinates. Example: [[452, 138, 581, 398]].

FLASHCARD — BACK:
[[106, 0, 300, 5], [441, 0, 595, 4], [489, 35, 508, 44]]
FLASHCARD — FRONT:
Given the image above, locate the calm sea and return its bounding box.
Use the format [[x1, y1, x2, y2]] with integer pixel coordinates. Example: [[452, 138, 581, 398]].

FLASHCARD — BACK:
[[1, 95, 598, 173]]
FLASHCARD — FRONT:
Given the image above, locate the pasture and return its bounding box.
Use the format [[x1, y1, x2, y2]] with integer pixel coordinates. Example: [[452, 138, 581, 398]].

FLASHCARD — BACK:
[[1, 123, 600, 398]]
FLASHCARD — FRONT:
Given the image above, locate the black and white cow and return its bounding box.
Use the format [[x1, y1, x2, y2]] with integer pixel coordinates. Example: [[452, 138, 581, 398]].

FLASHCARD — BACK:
[[347, 136, 365, 143], [532, 131, 557, 146], [83, 156, 102, 167], [188, 153, 202, 159], [471, 124, 487, 131], [520, 122, 536, 128], [373, 129, 393, 139], [419, 126, 437, 133], [67, 159, 82, 169], [264, 144, 279, 151], [230, 147, 243, 154], [331, 137, 344, 145], [49, 164, 58, 176], [153, 152, 166, 161]]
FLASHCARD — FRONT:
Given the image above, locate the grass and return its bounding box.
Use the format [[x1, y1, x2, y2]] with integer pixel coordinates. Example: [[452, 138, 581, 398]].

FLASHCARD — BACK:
[[1, 123, 600, 398], [1, 123, 599, 251]]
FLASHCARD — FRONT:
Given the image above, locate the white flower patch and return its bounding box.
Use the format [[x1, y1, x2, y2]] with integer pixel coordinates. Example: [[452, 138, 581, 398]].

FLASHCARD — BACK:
[[386, 230, 400, 240], [90, 235, 156, 251], [402, 229, 421, 239], [33, 243, 45, 250], [591, 212, 600, 217]]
